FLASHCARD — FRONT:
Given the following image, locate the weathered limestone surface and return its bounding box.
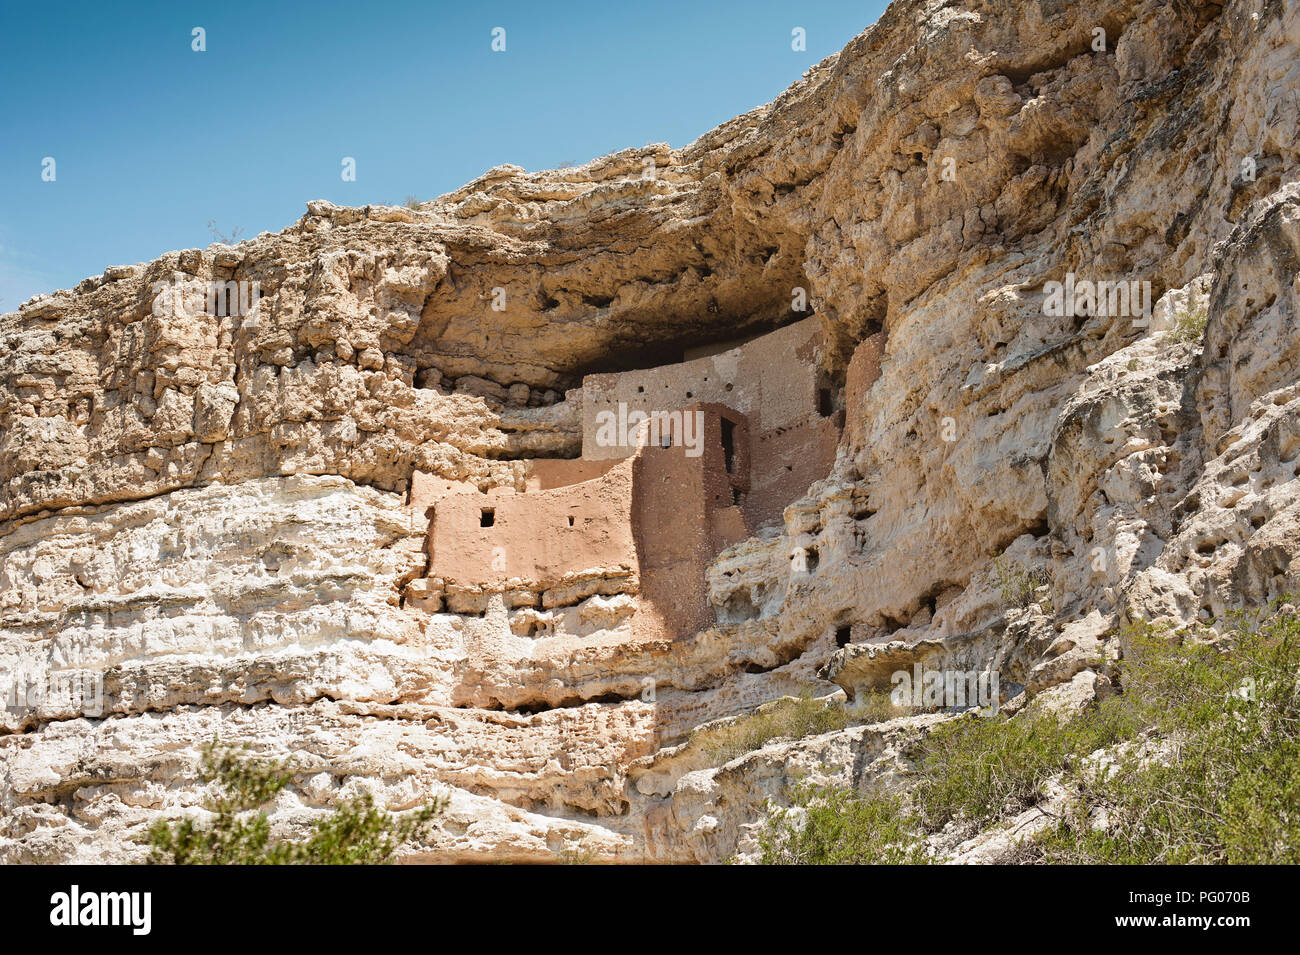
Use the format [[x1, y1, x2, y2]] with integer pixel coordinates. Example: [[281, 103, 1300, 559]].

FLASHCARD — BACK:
[[2, 0, 1299, 862]]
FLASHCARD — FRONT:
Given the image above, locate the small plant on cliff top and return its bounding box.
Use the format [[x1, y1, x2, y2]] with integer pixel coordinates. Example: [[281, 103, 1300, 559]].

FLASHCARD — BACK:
[[206, 220, 243, 246], [145, 739, 445, 865]]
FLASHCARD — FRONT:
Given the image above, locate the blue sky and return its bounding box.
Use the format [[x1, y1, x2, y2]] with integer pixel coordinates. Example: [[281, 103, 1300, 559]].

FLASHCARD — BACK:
[[0, 0, 886, 308]]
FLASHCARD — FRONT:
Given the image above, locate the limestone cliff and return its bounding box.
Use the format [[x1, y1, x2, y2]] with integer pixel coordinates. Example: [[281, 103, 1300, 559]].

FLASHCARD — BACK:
[[2, 0, 1299, 863]]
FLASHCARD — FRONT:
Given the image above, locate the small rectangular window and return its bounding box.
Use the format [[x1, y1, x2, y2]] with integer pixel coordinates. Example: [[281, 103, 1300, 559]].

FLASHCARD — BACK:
[[480, 508, 495, 528]]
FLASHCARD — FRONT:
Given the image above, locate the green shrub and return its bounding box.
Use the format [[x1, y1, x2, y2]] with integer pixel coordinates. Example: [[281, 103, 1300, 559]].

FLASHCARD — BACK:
[[994, 555, 1050, 610], [702, 692, 850, 765], [755, 602, 1300, 864], [855, 689, 915, 724], [1165, 303, 1208, 344], [1027, 609, 1300, 863], [911, 696, 1141, 830], [146, 739, 445, 865], [758, 782, 930, 865]]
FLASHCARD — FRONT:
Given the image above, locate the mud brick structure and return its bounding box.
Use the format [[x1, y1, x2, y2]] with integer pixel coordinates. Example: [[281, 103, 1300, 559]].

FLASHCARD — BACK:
[[578, 316, 843, 529], [412, 319, 842, 637]]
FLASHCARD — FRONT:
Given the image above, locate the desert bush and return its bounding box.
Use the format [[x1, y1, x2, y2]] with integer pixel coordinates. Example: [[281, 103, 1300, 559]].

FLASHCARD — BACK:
[[757, 602, 1300, 864], [146, 740, 445, 865], [994, 554, 1051, 610], [702, 692, 850, 765], [555, 841, 598, 864], [910, 696, 1140, 830], [854, 689, 915, 724], [1165, 303, 1208, 344], [758, 782, 930, 865], [1028, 607, 1300, 863]]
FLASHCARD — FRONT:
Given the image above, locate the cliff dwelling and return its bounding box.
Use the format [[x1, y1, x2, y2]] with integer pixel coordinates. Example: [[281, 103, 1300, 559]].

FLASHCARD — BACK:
[[409, 317, 850, 641]]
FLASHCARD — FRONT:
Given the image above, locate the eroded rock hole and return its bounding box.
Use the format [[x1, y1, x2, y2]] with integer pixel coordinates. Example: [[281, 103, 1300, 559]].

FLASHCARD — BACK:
[[722, 589, 759, 622], [880, 614, 907, 635]]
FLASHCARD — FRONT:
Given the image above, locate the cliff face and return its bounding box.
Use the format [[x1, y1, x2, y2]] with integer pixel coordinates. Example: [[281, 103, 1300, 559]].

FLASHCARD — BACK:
[[2, 0, 1299, 863]]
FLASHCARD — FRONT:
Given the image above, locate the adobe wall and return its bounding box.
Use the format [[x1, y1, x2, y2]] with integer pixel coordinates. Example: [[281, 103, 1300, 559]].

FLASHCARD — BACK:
[[422, 404, 752, 638], [524, 457, 619, 490], [845, 331, 887, 427], [410, 459, 621, 509], [581, 317, 824, 460], [426, 461, 638, 591], [745, 415, 841, 529], [632, 403, 751, 636], [409, 472, 480, 512]]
